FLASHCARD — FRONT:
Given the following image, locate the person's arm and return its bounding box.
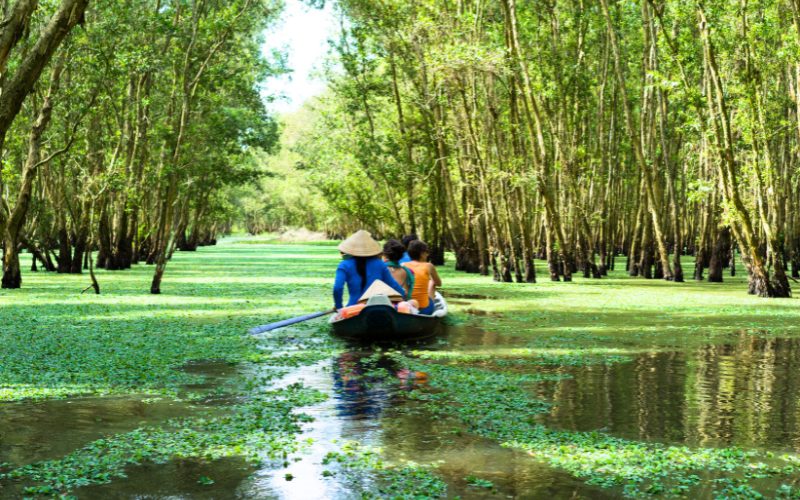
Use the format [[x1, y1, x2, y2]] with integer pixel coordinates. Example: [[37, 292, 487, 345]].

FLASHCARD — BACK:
[[429, 263, 442, 287], [382, 265, 407, 299], [427, 263, 442, 300], [333, 265, 346, 309]]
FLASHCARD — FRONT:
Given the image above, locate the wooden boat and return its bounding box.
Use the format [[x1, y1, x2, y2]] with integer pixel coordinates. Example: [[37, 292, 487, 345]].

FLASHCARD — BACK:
[[329, 292, 448, 342]]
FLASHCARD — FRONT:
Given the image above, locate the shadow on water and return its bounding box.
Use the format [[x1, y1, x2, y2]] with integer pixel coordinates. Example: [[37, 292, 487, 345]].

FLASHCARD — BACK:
[[536, 335, 800, 452]]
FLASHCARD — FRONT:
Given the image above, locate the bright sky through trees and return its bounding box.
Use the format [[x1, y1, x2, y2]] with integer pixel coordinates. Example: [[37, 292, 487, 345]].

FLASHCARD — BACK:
[[261, 0, 337, 114]]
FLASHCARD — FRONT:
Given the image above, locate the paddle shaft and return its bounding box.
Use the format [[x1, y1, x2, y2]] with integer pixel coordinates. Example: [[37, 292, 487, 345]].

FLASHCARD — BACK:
[[249, 309, 336, 335]]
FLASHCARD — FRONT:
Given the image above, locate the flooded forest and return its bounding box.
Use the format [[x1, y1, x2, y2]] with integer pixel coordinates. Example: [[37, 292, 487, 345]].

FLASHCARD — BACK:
[[2, 0, 800, 499]]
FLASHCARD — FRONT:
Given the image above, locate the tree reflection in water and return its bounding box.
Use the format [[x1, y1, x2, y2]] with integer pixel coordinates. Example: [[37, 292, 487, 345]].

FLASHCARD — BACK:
[[538, 334, 800, 451]]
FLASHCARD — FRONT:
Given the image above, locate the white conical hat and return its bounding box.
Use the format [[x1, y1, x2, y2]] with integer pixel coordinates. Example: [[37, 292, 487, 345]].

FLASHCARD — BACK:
[[358, 279, 403, 303], [338, 230, 382, 257]]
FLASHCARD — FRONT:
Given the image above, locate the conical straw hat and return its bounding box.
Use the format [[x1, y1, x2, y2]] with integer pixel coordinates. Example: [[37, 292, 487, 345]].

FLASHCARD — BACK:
[[338, 230, 382, 257], [358, 279, 403, 303]]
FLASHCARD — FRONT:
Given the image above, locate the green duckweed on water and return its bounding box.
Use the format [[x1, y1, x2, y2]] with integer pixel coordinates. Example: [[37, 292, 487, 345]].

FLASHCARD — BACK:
[[0, 242, 343, 496], [2, 239, 800, 497], [322, 441, 447, 499]]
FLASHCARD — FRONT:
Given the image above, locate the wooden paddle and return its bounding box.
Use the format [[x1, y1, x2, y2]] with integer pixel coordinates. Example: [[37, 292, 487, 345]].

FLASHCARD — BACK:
[[249, 308, 336, 335]]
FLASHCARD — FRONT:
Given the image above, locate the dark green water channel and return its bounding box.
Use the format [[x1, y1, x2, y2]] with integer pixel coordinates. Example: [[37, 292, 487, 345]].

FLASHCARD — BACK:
[[5, 328, 800, 498]]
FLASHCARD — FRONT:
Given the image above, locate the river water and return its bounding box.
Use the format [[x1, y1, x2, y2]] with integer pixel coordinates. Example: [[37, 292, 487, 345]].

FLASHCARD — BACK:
[[6, 320, 800, 498]]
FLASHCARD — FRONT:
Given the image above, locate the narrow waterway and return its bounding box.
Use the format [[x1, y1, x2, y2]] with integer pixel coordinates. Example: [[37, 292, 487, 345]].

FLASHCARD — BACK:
[[9, 316, 800, 498], [247, 338, 615, 499], [239, 325, 800, 498]]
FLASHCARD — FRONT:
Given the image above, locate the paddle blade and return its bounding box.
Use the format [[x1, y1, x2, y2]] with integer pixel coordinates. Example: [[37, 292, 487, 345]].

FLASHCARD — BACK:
[[249, 309, 334, 335]]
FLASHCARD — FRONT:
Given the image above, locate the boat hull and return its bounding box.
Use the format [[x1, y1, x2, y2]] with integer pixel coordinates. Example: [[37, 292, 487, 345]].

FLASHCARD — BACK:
[[330, 293, 447, 342]]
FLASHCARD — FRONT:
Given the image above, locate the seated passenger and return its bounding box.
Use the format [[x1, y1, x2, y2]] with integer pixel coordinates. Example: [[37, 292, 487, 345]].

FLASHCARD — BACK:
[[383, 239, 416, 298], [399, 233, 418, 264], [333, 230, 406, 311], [403, 240, 442, 315]]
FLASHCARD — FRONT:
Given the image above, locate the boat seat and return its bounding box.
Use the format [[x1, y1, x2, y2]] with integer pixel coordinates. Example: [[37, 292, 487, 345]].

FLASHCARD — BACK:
[[365, 295, 393, 307]]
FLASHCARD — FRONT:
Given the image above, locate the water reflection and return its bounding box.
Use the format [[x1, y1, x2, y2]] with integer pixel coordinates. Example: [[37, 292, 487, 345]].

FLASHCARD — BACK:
[[0, 396, 205, 467], [34, 330, 800, 498], [332, 351, 427, 418], [79, 457, 255, 500], [255, 349, 611, 499], [0, 361, 236, 468], [442, 323, 527, 348], [538, 335, 800, 451]]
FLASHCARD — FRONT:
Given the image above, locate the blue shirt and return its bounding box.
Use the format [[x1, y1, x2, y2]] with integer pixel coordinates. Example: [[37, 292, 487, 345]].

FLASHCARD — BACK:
[[399, 252, 412, 264], [333, 257, 406, 309]]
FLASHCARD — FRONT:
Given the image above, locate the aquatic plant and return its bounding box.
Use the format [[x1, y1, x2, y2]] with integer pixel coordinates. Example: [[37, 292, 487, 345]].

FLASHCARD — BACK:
[[399, 358, 800, 498], [2, 385, 326, 495], [322, 441, 447, 499]]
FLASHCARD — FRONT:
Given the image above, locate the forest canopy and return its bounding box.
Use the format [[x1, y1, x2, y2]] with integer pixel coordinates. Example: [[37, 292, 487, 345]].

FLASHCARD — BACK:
[[0, 0, 281, 293], [3, 0, 800, 299], [249, 0, 800, 298]]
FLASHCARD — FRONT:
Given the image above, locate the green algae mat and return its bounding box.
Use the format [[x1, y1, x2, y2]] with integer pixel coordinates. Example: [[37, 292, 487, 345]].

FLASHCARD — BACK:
[[1, 240, 800, 498]]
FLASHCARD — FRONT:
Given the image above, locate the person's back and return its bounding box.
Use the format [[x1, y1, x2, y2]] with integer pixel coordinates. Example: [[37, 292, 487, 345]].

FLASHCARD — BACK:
[[333, 231, 406, 309], [404, 260, 431, 308], [389, 266, 409, 292], [404, 240, 442, 315], [383, 239, 414, 297]]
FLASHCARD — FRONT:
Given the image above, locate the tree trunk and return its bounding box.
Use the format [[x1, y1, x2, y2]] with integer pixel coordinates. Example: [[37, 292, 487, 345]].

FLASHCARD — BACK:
[[708, 227, 730, 283], [2, 62, 64, 288], [0, 0, 89, 152]]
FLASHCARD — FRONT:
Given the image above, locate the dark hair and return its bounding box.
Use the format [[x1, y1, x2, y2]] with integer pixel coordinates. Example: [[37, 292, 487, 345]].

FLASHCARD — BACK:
[[354, 257, 368, 289], [401, 233, 419, 248], [407, 240, 429, 261], [383, 239, 405, 262]]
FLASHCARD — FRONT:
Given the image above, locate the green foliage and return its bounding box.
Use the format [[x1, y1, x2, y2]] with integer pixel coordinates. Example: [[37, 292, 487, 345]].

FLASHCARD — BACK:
[[397, 354, 800, 498], [0, 0, 288, 293], [322, 441, 448, 498], [465, 475, 494, 489], [0, 241, 349, 495], [4, 385, 326, 495], [197, 476, 215, 486], [4, 239, 800, 497], [234, 108, 337, 235]]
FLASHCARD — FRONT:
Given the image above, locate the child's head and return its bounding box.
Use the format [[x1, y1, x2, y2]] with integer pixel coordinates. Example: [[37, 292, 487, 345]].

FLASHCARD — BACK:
[[401, 233, 419, 248], [383, 239, 406, 262], [407, 240, 429, 262]]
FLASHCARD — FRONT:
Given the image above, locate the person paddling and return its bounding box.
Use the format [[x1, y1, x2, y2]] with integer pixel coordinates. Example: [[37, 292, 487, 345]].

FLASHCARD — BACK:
[[403, 240, 442, 315], [333, 230, 406, 311]]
